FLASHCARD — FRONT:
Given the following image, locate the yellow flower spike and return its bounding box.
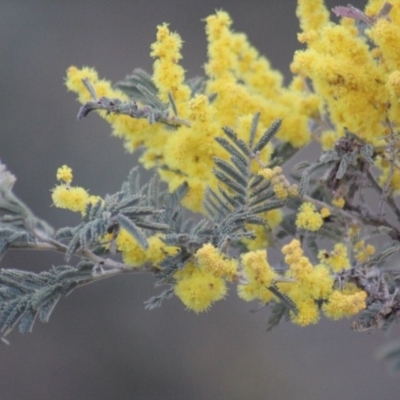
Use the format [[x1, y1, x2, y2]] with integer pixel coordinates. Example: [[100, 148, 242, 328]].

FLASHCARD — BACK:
[[66, 66, 161, 156], [66, 66, 127, 104], [369, 18, 400, 71], [65, 66, 99, 103], [231, 32, 283, 98], [205, 11, 235, 79], [296, 0, 329, 32], [150, 23, 191, 115], [196, 243, 238, 281], [56, 165, 73, 184], [295, 202, 324, 231]]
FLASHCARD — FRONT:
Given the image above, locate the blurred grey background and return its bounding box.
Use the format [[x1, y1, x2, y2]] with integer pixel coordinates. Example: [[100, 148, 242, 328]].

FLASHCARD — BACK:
[[1, 1, 400, 399]]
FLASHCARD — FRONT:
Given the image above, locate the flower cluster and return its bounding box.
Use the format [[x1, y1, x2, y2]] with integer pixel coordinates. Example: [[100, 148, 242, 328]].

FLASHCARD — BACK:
[[113, 231, 178, 268], [174, 244, 239, 313], [295, 202, 330, 232], [51, 165, 100, 214], [258, 167, 299, 200], [65, 10, 319, 213], [238, 250, 277, 304], [278, 240, 365, 326], [50, 1, 400, 335], [293, 0, 400, 194]]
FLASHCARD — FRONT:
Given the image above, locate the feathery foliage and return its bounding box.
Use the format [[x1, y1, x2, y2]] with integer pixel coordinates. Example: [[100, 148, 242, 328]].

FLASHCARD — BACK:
[[4, 2, 400, 373]]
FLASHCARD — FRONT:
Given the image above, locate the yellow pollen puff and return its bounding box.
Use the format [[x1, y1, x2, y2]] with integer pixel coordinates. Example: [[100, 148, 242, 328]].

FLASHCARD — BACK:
[[283, 249, 303, 266], [241, 250, 276, 287], [295, 202, 324, 231], [354, 241, 376, 263], [56, 165, 73, 184], [288, 256, 314, 281], [303, 265, 333, 299], [258, 168, 274, 180], [282, 239, 302, 256], [195, 243, 238, 281], [115, 232, 178, 268], [273, 183, 288, 200], [51, 185, 90, 214], [322, 289, 367, 320], [319, 243, 351, 273], [174, 262, 227, 313], [291, 298, 320, 326], [320, 207, 331, 218], [238, 250, 277, 304], [332, 197, 345, 208], [117, 229, 148, 267], [146, 235, 179, 265]]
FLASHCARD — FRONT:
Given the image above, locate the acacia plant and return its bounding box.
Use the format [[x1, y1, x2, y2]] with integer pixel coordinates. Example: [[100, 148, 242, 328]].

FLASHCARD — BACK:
[[1, 0, 400, 367]]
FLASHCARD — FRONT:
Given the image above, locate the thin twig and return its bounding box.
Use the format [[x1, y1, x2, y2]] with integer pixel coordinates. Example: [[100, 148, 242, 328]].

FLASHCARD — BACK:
[[367, 170, 400, 221], [377, 122, 397, 216]]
